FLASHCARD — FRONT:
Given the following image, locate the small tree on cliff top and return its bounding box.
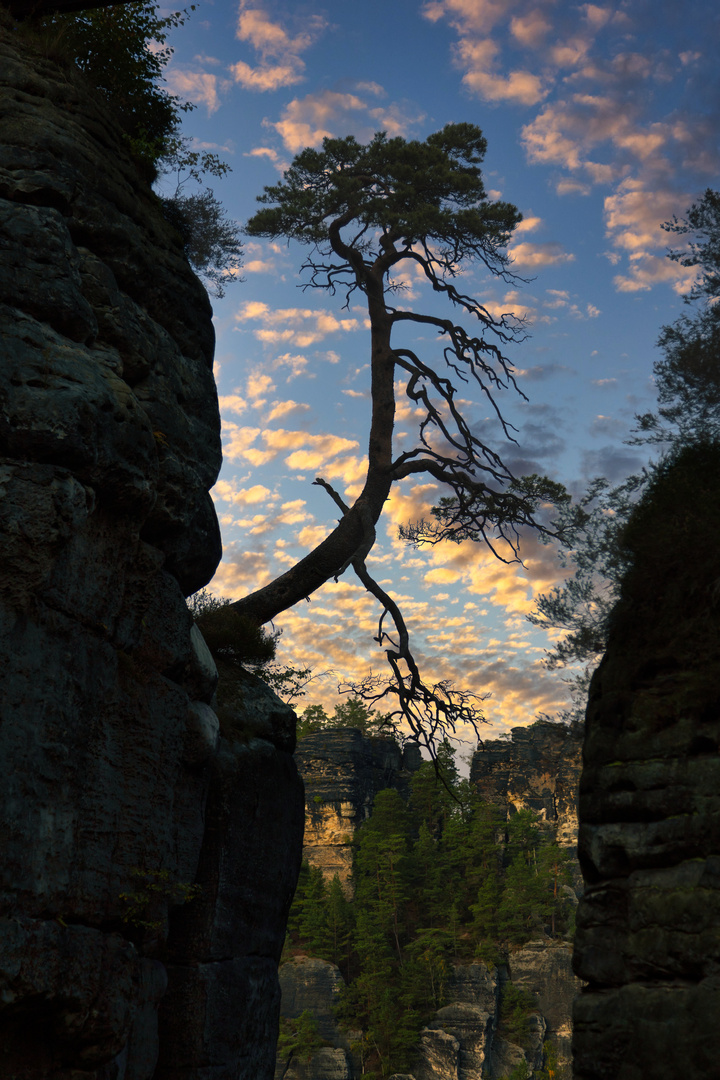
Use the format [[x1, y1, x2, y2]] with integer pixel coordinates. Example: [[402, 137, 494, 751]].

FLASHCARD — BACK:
[[229, 125, 566, 752]]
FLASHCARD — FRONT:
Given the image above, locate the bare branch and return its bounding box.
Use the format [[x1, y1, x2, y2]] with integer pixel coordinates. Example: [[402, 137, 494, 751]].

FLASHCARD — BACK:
[[313, 475, 486, 751]]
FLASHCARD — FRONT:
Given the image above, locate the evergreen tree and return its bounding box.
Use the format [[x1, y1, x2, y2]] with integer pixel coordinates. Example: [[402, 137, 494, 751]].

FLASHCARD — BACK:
[[283, 770, 575, 1076], [325, 873, 354, 973]]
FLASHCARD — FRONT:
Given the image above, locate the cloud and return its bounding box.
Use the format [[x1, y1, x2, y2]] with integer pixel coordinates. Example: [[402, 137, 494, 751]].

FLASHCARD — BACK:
[[266, 399, 310, 422], [589, 415, 626, 438], [540, 290, 601, 319], [515, 363, 575, 382], [514, 216, 543, 234], [510, 241, 575, 268], [419, 1, 719, 298], [510, 11, 551, 47], [245, 146, 290, 173], [269, 87, 425, 154], [425, 568, 463, 585], [580, 444, 645, 481], [222, 422, 359, 471], [230, 4, 326, 92], [235, 300, 361, 347], [164, 68, 224, 114], [218, 393, 247, 416], [271, 353, 311, 380], [456, 38, 548, 105], [213, 480, 276, 506]]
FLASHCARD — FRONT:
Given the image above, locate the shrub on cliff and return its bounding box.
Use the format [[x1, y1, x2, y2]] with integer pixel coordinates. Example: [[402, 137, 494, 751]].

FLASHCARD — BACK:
[[16, 2, 193, 170], [15, 3, 243, 296]]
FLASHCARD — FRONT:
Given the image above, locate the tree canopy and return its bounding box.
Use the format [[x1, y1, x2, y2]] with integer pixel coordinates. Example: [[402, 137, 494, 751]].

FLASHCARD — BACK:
[[226, 124, 565, 752], [283, 741, 574, 1077], [528, 188, 720, 699]]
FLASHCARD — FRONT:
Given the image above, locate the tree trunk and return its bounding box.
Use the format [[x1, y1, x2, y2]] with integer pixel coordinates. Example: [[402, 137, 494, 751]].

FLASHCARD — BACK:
[[230, 287, 397, 626]]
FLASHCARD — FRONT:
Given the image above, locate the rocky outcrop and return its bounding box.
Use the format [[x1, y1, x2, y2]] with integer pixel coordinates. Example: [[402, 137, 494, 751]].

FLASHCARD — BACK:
[[509, 941, 579, 1078], [0, 17, 304, 1079], [279, 952, 577, 1080], [296, 730, 422, 888], [572, 444, 720, 1079], [415, 963, 498, 1080], [471, 722, 583, 850], [275, 957, 360, 1080]]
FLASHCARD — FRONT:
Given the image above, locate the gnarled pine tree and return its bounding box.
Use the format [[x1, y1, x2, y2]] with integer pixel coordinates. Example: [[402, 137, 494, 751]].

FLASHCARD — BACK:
[[228, 124, 565, 750]]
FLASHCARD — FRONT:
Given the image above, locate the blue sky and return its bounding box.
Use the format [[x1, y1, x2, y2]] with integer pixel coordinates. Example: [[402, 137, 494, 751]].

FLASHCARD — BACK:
[[159, 0, 719, 742]]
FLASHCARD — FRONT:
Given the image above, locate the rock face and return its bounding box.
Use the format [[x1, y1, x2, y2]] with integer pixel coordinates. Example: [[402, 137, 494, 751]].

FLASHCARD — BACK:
[[415, 963, 498, 1080], [510, 941, 579, 1077], [572, 445, 720, 1080], [275, 957, 360, 1080], [0, 19, 304, 1079], [296, 729, 422, 888], [278, 951, 578, 1080], [471, 721, 584, 850]]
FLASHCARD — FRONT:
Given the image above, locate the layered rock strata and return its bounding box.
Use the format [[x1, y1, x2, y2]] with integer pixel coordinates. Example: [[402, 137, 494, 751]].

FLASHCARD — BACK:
[[295, 729, 422, 888], [572, 445, 720, 1080], [0, 18, 304, 1079], [275, 957, 360, 1080], [471, 721, 584, 850]]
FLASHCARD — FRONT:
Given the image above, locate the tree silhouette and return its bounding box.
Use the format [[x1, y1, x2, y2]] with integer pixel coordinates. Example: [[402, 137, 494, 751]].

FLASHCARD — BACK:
[[228, 125, 564, 750]]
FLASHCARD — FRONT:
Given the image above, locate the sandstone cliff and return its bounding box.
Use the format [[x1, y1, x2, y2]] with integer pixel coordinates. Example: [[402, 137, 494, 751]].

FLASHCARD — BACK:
[[296, 729, 422, 889], [0, 18, 303, 1078], [471, 721, 583, 851], [279, 726, 582, 1079], [572, 443, 720, 1079], [278, 948, 579, 1080]]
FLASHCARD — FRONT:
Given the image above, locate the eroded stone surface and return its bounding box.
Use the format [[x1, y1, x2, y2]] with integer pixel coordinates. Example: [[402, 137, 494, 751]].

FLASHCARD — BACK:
[[0, 17, 303, 1079], [572, 445, 720, 1079], [510, 940, 579, 1077], [471, 721, 583, 850], [295, 730, 422, 889]]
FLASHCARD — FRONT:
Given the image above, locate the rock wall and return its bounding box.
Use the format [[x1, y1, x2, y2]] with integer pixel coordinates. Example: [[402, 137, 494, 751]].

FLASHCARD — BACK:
[[279, 949, 579, 1080], [296, 729, 422, 889], [471, 721, 584, 850], [0, 17, 304, 1079], [572, 444, 720, 1080], [275, 957, 361, 1080]]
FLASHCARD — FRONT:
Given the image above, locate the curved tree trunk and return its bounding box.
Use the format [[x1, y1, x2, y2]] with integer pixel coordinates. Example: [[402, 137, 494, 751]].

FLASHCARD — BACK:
[[231, 287, 396, 626]]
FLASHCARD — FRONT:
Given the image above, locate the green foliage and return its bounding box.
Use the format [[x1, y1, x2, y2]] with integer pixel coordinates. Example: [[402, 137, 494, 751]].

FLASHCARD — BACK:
[[497, 983, 539, 1049], [22, 3, 195, 173], [160, 188, 243, 298], [17, 3, 243, 296], [246, 123, 521, 266], [507, 1061, 533, 1080], [638, 189, 720, 444], [193, 600, 278, 670], [282, 741, 576, 1077], [297, 697, 398, 740], [277, 1010, 327, 1063], [537, 1039, 561, 1080], [159, 143, 243, 297], [188, 589, 313, 706], [119, 868, 201, 931]]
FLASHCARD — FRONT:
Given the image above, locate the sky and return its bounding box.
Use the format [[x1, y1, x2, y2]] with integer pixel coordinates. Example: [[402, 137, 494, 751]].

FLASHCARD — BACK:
[[158, 0, 719, 747]]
